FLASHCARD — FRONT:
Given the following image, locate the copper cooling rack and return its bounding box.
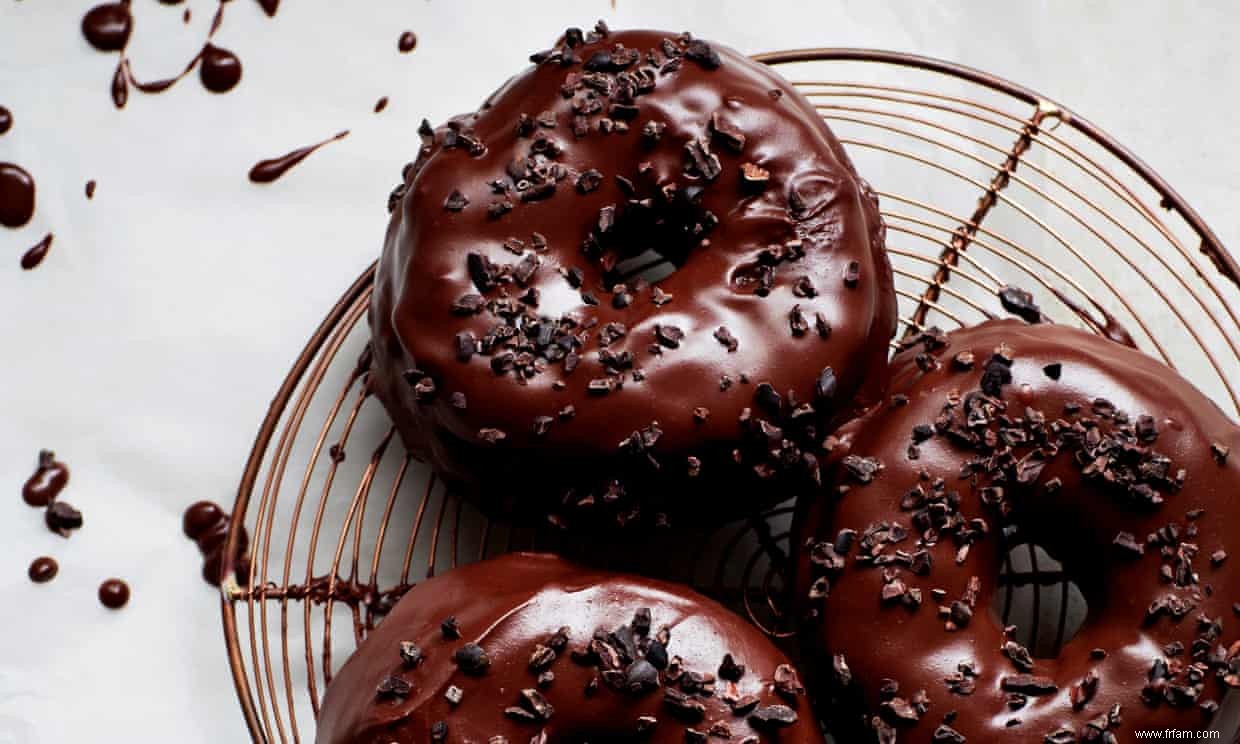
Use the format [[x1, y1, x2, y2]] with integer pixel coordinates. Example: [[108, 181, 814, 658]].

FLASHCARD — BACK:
[[219, 49, 1240, 743]]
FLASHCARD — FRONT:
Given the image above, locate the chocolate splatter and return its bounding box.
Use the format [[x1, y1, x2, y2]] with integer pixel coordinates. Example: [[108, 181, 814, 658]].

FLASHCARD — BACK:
[[374, 96, 389, 114], [28, 557, 58, 584], [183, 500, 249, 586], [21, 233, 53, 270], [249, 130, 349, 184], [0, 106, 12, 136], [22, 450, 69, 507], [199, 44, 243, 93], [81, 0, 268, 107], [0, 162, 36, 228], [81, 2, 133, 52], [398, 31, 417, 53], [98, 578, 130, 609]]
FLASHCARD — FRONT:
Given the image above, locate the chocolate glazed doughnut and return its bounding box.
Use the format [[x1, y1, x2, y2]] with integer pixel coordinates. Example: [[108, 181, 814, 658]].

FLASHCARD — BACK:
[[369, 24, 896, 529], [316, 553, 823, 743], [794, 320, 1240, 742]]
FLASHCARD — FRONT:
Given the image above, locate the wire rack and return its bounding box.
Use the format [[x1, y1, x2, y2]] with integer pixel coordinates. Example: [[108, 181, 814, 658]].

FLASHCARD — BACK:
[[220, 49, 1240, 743]]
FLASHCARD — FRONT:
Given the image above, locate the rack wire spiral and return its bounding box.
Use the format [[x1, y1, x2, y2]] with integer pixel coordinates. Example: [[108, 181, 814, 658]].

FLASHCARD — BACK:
[[220, 49, 1240, 743]]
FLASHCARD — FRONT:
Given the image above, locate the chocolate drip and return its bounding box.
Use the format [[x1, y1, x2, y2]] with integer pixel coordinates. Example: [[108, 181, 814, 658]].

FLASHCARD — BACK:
[[81, 0, 264, 107], [199, 44, 242, 93], [1048, 285, 1137, 348], [81, 2, 132, 52], [182, 500, 249, 586], [20, 233, 53, 270], [248, 130, 349, 184], [0, 162, 36, 228]]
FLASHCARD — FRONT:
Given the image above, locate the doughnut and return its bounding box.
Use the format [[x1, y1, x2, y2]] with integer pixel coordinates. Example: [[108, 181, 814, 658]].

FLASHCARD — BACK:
[[794, 319, 1240, 741], [316, 552, 823, 743], [368, 24, 896, 529]]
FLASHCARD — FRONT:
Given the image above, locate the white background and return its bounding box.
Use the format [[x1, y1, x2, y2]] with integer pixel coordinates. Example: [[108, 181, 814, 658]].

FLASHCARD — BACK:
[[1, 1, 1237, 741]]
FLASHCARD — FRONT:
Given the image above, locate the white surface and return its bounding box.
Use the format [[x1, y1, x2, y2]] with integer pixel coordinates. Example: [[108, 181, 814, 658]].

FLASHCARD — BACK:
[[1, 1, 1237, 741]]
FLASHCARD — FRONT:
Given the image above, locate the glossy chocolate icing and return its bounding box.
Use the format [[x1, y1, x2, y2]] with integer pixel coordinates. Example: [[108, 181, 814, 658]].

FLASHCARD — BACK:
[[369, 26, 895, 529], [317, 552, 822, 743], [795, 320, 1240, 742]]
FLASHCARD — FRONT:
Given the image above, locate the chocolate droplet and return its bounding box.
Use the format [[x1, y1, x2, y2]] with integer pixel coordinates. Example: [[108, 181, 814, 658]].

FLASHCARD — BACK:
[[199, 44, 242, 93], [82, 2, 133, 52], [99, 578, 130, 609], [249, 131, 349, 184], [28, 556, 59, 584], [21, 233, 53, 270], [0, 162, 36, 228]]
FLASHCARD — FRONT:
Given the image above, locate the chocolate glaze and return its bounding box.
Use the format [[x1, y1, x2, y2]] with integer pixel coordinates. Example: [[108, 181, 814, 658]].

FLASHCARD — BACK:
[[199, 44, 242, 93], [28, 557, 58, 584], [22, 450, 69, 507], [21, 233, 53, 270], [397, 31, 417, 53], [317, 553, 823, 744], [248, 130, 349, 184], [0, 106, 12, 135], [256, 0, 279, 17], [98, 578, 130, 609], [795, 320, 1240, 742], [0, 162, 36, 228], [369, 27, 896, 530], [182, 500, 249, 586]]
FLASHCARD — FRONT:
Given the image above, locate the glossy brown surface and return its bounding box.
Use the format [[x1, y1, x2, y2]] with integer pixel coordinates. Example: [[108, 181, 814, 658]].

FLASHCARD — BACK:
[[0, 162, 36, 228], [317, 553, 822, 744], [369, 27, 895, 529], [795, 320, 1240, 742], [397, 31, 416, 54], [0, 106, 12, 136]]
